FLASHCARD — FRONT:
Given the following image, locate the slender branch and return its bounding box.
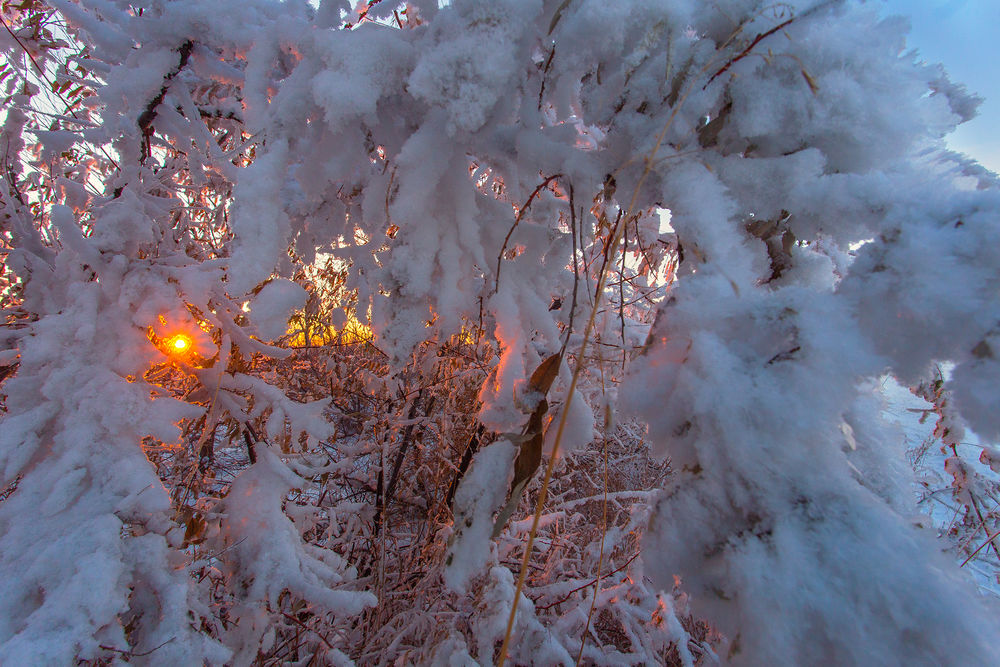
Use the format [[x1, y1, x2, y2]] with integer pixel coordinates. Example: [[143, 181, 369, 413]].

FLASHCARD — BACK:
[[380, 390, 435, 531], [138, 40, 194, 160], [537, 551, 641, 611], [0, 13, 46, 76], [243, 424, 259, 464], [0, 13, 119, 169], [968, 493, 1000, 564], [618, 221, 628, 372], [559, 185, 580, 360], [100, 637, 175, 659], [961, 527, 1000, 568], [704, 17, 796, 89], [704, 0, 843, 89], [537, 45, 556, 111], [495, 174, 563, 292]]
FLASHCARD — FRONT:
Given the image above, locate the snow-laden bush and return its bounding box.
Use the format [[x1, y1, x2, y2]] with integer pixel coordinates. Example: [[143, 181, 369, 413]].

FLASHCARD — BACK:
[[1, 0, 999, 663]]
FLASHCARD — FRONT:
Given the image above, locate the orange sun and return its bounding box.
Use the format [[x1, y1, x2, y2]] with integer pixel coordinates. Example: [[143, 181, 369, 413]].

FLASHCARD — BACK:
[[168, 334, 193, 353]]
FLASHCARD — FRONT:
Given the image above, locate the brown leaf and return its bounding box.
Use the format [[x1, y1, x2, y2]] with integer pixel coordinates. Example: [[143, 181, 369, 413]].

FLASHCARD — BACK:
[[528, 353, 561, 396], [184, 513, 207, 545], [491, 355, 562, 536], [511, 400, 547, 490]]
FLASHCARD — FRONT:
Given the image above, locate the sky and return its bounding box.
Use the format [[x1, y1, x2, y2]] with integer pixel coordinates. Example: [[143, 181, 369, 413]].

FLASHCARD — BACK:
[[878, 0, 1000, 172]]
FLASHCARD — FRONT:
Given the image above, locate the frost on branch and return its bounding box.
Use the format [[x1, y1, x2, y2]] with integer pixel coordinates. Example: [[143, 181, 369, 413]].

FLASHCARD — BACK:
[[1, 0, 1000, 663]]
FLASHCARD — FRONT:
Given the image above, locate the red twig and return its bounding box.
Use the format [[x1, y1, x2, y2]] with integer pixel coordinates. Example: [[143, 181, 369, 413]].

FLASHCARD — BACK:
[[961, 527, 1000, 568], [703, 17, 796, 89], [357, 0, 387, 23]]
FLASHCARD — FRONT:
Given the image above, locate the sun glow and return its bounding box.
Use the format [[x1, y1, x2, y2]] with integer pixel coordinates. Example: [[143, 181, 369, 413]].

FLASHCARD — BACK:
[[169, 334, 193, 352]]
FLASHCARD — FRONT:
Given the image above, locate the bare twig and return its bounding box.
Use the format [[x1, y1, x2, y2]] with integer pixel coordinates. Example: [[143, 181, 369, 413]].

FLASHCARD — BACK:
[[538, 45, 556, 111], [0, 14, 46, 76], [495, 174, 563, 292], [703, 16, 796, 89], [0, 13, 120, 170], [559, 185, 580, 359], [537, 551, 641, 611], [961, 527, 1000, 568], [100, 637, 176, 659], [138, 40, 194, 161]]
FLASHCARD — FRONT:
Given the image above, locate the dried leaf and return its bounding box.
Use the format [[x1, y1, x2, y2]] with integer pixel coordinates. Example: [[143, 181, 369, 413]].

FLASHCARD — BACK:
[[528, 353, 561, 395], [184, 513, 207, 545], [492, 355, 562, 536]]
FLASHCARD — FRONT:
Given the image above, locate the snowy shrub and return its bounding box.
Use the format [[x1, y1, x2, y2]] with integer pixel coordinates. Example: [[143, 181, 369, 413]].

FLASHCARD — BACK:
[[1, 0, 999, 664]]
